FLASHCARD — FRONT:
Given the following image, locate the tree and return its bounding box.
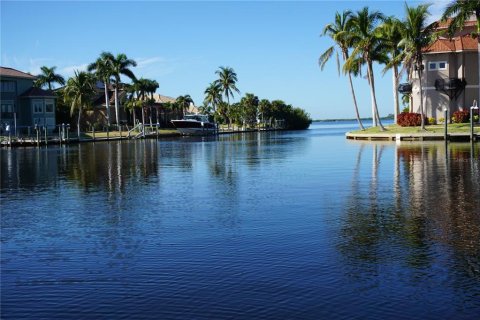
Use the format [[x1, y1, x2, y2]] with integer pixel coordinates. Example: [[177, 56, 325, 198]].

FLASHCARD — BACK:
[[377, 17, 405, 123], [442, 0, 480, 36], [204, 82, 223, 114], [88, 52, 114, 126], [176, 95, 194, 117], [398, 3, 436, 130], [63, 71, 96, 139], [240, 93, 259, 128], [123, 82, 141, 125], [346, 7, 386, 130], [34, 66, 65, 90], [320, 10, 365, 130], [110, 53, 137, 129], [215, 66, 240, 128], [258, 99, 272, 128]]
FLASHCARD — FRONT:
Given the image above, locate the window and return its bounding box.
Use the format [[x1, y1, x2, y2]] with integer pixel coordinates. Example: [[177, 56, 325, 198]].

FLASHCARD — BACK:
[[428, 61, 448, 71], [45, 100, 54, 113], [33, 100, 43, 113], [0, 81, 15, 92], [1, 103, 14, 113]]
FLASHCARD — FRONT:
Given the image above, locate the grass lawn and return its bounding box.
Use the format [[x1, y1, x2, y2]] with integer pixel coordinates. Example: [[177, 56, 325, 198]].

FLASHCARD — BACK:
[[350, 123, 480, 135]]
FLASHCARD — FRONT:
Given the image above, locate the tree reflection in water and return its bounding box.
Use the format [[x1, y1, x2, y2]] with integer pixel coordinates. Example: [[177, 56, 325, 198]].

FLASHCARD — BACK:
[[339, 142, 480, 286]]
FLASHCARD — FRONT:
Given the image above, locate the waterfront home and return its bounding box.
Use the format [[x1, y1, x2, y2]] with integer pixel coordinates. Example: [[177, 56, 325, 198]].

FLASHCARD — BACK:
[[83, 88, 181, 128], [403, 17, 479, 120], [0, 67, 57, 134]]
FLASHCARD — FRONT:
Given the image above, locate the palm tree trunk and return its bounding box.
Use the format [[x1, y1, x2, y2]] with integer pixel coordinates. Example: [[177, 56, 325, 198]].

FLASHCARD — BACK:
[[104, 79, 111, 126], [227, 96, 231, 129], [367, 61, 385, 130], [77, 107, 82, 140], [115, 86, 120, 130], [347, 72, 365, 130], [149, 106, 153, 128], [393, 66, 400, 124], [418, 67, 425, 130]]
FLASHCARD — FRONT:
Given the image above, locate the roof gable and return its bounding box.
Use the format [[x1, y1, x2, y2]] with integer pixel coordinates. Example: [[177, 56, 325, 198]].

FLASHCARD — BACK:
[[423, 34, 478, 53], [0, 67, 37, 80]]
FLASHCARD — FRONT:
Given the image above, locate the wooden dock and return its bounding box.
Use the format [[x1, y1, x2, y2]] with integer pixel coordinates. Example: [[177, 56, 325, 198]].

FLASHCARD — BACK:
[[346, 132, 479, 142]]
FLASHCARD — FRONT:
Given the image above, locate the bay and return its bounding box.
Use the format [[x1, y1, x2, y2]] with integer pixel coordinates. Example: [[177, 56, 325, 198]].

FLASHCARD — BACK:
[[1, 121, 479, 319]]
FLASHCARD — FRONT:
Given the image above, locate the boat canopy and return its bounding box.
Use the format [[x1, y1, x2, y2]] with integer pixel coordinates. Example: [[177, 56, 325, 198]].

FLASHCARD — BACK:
[[183, 114, 210, 122]]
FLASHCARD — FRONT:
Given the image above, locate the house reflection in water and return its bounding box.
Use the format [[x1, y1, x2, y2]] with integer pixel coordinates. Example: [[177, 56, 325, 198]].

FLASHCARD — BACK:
[[339, 142, 480, 283]]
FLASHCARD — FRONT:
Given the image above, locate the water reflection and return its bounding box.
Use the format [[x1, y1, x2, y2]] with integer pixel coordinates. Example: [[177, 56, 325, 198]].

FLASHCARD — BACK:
[[341, 141, 480, 287], [0, 140, 160, 195]]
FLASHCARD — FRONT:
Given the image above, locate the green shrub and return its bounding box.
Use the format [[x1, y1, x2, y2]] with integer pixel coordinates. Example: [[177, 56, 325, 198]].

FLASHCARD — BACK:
[[437, 117, 445, 124], [452, 110, 470, 123], [427, 117, 436, 125]]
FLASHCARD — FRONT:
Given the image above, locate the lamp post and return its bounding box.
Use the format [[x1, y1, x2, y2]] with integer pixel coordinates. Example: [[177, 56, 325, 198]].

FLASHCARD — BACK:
[[444, 107, 448, 142], [471, 100, 478, 142]]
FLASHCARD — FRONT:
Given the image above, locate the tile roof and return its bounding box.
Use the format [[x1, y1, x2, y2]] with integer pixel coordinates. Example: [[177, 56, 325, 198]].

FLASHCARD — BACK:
[[0, 67, 37, 79], [19, 87, 56, 98], [152, 93, 176, 104], [436, 18, 477, 30], [423, 34, 479, 53]]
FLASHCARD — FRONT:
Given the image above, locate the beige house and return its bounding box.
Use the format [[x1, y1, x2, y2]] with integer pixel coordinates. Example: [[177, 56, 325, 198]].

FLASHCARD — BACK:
[[407, 17, 479, 120]]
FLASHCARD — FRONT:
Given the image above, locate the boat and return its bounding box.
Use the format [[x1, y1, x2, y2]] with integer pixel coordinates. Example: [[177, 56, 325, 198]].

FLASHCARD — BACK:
[[171, 114, 216, 136]]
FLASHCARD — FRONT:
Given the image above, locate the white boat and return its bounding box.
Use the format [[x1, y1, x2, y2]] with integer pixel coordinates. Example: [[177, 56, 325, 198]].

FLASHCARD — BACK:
[[171, 114, 216, 136]]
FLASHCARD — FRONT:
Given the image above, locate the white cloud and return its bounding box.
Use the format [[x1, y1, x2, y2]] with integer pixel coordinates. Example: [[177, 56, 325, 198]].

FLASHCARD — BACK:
[[133, 56, 178, 78], [60, 63, 89, 77], [135, 56, 167, 69]]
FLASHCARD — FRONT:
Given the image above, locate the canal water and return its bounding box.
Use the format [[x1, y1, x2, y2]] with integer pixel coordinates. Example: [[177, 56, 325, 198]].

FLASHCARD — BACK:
[[1, 122, 480, 319]]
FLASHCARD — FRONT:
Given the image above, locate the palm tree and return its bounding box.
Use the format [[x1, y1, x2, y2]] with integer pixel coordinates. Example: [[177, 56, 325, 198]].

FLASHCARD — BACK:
[[63, 71, 96, 139], [204, 82, 222, 114], [145, 79, 159, 126], [176, 95, 194, 117], [124, 82, 140, 125], [215, 66, 240, 128], [35, 66, 65, 90], [110, 53, 137, 129], [320, 10, 365, 130], [398, 3, 436, 130], [442, 0, 480, 36], [346, 7, 386, 130], [88, 52, 114, 126], [378, 17, 405, 123]]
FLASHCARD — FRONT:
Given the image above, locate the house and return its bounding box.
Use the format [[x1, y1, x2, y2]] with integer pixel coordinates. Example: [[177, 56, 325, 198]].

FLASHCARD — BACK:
[[81, 84, 181, 128], [405, 17, 479, 120], [0, 67, 57, 134]]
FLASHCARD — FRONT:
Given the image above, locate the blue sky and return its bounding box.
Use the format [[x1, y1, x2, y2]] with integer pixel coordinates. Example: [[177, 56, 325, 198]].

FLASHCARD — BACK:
[[1, 0, 449, 119]]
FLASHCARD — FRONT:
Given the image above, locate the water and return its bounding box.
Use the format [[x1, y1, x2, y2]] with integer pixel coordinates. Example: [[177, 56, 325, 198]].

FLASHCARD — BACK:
[[1, 121, 479, 319]]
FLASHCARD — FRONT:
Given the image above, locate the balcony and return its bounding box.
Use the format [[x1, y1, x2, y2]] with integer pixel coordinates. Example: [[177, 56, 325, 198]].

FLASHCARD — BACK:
[[397, 83, 412, 94]]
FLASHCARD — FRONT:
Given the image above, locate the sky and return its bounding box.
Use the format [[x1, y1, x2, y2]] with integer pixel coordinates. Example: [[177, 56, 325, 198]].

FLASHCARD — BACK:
[[1, 0, 450, 120]]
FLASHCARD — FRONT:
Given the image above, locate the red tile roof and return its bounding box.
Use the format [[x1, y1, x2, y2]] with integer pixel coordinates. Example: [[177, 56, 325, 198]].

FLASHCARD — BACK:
[[19, 87, 56, 98], [0, 67, 37, 79], [436, 18, 477, 30], [423, 34, 479, 53]]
